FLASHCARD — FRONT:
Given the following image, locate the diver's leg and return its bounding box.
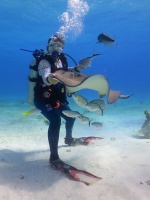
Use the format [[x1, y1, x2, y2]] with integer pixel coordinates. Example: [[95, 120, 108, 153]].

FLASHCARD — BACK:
[[34, 100, 61, 161], [47, 110, 61, 161], [57, 104, 75, 145]]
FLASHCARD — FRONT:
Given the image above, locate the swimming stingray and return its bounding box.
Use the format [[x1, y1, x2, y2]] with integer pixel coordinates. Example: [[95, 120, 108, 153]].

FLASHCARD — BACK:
[[51, 69, 121, 104], [97, 33, 116, 46]]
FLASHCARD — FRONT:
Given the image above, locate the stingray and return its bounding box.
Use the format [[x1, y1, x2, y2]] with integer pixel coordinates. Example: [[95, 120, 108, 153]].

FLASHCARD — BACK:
[[51, 69, 121, 104], [97, 33, 115, 46]]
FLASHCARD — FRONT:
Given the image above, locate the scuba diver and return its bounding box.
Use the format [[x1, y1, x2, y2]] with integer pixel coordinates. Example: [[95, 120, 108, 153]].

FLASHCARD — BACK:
[[30, 32, 81, 167], [27, 31, 132, 170]]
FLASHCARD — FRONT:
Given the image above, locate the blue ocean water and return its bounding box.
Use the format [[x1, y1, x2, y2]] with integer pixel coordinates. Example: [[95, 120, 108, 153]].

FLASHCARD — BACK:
[[0, 0, 150, 102], [1, 1, 150, 195]]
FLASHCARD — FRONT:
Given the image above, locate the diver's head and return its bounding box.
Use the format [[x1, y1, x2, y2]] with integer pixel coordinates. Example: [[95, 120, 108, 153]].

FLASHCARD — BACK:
[[47, 32, 65, 57]]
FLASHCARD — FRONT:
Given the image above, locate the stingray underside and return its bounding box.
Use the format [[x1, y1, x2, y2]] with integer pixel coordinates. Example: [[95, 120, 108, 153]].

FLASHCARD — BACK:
[[53, 70, 110, 97]]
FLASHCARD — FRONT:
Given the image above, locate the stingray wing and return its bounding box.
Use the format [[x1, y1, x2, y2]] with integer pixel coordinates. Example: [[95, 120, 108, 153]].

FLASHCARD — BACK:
[[53, 70, 121, 104], [53, 70, 89, 87], [53, 70, 110, 97], [66, 74, 110, 97]]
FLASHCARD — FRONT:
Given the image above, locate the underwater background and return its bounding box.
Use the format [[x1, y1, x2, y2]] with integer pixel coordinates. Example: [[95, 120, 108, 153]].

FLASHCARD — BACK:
[[0, 0, 150, 102], [1, 1, 150, 198]]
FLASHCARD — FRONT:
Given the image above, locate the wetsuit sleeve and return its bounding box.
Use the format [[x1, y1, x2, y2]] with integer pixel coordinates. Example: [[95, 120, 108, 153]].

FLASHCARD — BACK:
[[38, 59, 51, 85]]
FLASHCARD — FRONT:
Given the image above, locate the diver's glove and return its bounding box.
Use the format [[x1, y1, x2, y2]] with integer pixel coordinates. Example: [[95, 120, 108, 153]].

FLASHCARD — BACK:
[[74, 65, 86, 71], [47, 75, 59, 85], [33, 49, 45, 58], [74, 66, 80, 72]]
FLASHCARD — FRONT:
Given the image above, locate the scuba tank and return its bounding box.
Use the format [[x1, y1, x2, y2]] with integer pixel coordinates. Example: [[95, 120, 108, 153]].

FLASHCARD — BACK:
[[27, 59, 38, 105]]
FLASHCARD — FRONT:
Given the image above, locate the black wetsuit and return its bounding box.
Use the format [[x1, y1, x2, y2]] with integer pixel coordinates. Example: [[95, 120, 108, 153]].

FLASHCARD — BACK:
[[34, 54, 75, 161]]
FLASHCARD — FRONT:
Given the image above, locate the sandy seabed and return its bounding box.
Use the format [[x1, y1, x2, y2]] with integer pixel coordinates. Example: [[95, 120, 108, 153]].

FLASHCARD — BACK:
[[0, 98, 150, 200]]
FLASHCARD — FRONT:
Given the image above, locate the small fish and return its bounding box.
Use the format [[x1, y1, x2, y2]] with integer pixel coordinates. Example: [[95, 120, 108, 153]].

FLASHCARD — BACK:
[[86, 102, 103, 115], [62, 110, 81, 118], [72, 93, 88, 108], [91, 122, 103, 130], [76, 115, 91, 126], [88, 99, 105, 115], [119, 94, 134, 99], [89, 99, 105, 110], [97, 33, 116, 46], [78, 54, 102, 70], [22, 108, 40, 116]]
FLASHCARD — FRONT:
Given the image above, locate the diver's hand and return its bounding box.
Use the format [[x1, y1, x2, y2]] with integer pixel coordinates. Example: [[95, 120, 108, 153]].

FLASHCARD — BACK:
[[75, 65, 86, 71], [47, 75, 59, 85]]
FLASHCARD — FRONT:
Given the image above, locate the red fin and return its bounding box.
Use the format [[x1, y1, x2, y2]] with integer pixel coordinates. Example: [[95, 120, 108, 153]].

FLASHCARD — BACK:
[[68, 169, 102, 185], [84, 137, 103, 144], [52, 160, 102, 185]]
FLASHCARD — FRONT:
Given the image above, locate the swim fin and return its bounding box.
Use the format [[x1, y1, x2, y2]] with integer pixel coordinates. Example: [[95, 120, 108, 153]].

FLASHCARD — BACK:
[[50, 159, 101, 185], [71, 136, 103, 146]]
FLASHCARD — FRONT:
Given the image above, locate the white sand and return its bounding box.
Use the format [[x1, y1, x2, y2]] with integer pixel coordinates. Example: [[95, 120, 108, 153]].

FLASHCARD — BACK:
[[0, 99, 150, 200]]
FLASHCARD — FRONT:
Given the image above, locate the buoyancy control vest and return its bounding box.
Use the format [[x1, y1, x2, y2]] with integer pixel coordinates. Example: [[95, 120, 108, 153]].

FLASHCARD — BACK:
[[27, 53, 68, 105]]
